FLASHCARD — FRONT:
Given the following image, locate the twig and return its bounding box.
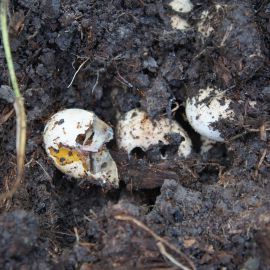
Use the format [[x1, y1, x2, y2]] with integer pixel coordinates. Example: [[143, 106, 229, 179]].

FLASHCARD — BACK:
[[157, 242, 190, 270], [0, 0, 26, 200], [35, 160, 54, 184], [227, 131, 248, 142], [91, 70, 99, 93], [115, 70, 134, 88], [220, 24, 233, 47], [247, 128, 270, 132], [67, 58, 90, 88], [254, 149, 267, 178], [74, 227, 80, 243], [0, 107, 14, 124], [259, 123, 267, 141], [228, 127, 270, 142], [114, 214, 196, 270], [257, 149, 267, 169]]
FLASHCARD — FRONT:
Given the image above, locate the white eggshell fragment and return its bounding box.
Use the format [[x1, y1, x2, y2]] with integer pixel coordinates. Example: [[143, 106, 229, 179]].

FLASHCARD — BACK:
[[197, 10, 214, 38], [43, 108, 119, 187], [116, 108, 192, 158], [171, 15, 190, 30], [169, 0, 193, 13], [185, 87, 235, 142]]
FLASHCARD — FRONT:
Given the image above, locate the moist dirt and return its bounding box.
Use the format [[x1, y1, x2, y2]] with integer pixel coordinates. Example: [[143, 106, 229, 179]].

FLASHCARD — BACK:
[[0, 0, 270, 269]]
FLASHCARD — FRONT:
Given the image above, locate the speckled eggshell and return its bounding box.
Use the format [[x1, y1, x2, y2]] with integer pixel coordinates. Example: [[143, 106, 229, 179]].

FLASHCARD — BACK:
[[169, 0, 193, 13], [185, 87, 235, 142], [44, 109, 95, 151], [43, 108, 119, 186], [116, 108, 192, 158]]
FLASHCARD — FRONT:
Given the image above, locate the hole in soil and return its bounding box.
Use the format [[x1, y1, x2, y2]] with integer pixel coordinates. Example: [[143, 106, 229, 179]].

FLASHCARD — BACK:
[[198, 166, 220, 184], [159, 144, 178, 158], [174, 104, 202, 152], [144, 187, 161, 209], [159, 145, 168, 157], [129, 187, 161, 212], [130, 147, 146, 159]]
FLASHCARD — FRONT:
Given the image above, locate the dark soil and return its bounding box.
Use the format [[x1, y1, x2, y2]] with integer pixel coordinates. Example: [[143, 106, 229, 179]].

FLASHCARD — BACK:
[[0, 0, 269, 269]]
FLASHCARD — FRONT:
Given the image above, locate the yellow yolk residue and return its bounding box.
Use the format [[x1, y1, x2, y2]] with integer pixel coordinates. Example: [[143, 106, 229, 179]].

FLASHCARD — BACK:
[[49, 146, 88, 171]]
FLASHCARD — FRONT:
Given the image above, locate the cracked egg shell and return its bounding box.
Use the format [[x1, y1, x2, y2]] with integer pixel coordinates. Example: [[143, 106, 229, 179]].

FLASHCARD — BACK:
[[169, 0, 193, 13], [43, 108, 119, 187], [185, 87, 235, 142], [116, 108, 192, 158], [171, 15, 190, 30]]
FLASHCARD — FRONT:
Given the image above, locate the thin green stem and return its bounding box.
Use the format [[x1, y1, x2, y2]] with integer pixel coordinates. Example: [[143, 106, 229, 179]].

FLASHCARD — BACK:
[[0, 0, 26, 200], [1, 0, 21, 98]]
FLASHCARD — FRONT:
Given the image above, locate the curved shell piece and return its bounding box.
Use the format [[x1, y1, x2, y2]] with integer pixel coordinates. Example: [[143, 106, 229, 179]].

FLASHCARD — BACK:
[[116, 108, 192, 158], [43, 108, 118, 187], [169, 0, 193, 13], [43, 108, 113, 153], [185, 87, 235, 142]]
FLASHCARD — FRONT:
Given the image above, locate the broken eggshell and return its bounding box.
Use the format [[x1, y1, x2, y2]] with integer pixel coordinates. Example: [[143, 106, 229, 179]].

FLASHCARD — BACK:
[[43, 108, 119, 187], [170, 15, 190, 30], [169, 0, 193, 13], [185, 87, 235, 142], [116, 108, 192, 158]]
